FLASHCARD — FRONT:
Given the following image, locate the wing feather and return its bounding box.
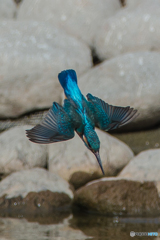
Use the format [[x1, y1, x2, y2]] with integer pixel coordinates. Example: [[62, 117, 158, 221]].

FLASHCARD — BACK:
[[26, 102, 75, 144], [86, 93, 138, 131]]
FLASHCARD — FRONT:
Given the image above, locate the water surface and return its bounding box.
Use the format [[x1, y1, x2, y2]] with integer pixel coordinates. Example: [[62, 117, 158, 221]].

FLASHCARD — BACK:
[[0, 211, 160, 240]]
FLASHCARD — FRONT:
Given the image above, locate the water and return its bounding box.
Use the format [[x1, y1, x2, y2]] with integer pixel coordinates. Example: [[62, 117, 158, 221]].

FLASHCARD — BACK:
[[0, 210, 160, 240], [113, 127, 160, 155]]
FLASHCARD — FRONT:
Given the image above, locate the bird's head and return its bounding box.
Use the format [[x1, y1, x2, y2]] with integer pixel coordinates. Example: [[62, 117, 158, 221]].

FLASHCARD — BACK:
[[83, 129, 105, 175]]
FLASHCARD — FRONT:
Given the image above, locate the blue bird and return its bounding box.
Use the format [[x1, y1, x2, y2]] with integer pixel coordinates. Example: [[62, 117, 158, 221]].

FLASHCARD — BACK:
[[26, 69, 138, 175]]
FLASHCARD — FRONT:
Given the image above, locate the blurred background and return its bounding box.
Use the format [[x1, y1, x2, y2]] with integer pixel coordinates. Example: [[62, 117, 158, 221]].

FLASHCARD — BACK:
[[0, 0, 160, 239]]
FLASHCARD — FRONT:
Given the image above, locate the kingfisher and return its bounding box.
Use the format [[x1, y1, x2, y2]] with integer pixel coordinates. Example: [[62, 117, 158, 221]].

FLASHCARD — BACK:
[[26, 69, 138, 175]]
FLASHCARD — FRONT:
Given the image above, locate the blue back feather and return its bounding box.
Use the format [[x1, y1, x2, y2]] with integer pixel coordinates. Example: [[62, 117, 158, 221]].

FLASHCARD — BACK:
[[58, 69, 83, 111]]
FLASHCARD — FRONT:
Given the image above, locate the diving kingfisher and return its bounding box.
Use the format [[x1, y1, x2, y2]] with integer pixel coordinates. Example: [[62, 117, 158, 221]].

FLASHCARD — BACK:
[[26, 69, 138, 175]]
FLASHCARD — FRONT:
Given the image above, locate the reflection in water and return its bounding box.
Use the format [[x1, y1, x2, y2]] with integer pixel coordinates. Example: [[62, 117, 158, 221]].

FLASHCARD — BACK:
[[0, 210, 160, 240], [0, 215, 91, 240], [70, 211, 160, 240]]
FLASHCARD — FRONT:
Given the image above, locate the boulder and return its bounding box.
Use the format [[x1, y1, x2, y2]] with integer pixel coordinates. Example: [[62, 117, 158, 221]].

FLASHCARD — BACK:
[[126, 0, 151, 10], [0, 21, 92, 117], [0, 168, 73, 213], [94, 0, 160, 59], [74, 177, 160, 216], [119, 149, 160, 181], [0, 126, 47, 174], [48, 129, 134, 187], [79, 52, 160, 130], [17, 0, 121, 45], [0, 0, 17, 20]]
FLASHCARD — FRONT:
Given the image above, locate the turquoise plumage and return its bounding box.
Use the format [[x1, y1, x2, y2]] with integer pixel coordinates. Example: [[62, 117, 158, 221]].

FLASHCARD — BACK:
[[26, 69, 138, 175]]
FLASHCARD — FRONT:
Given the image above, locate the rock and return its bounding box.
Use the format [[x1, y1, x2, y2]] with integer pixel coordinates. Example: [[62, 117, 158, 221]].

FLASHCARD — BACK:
[[119, 149, 160, 181], [0, 168, 73, 213], [74, 178, 160, 216], [0, 168, 73, 199], [94, 0, 160, 59], [0, 126, 47, 174], [0, 21, 92, 118], [17, 0, 121, 45], [0, 0, 17, 20], [0, 167, 73, 199], [0, 216, 90, 239], [48, 129, 134, 186], [0, 191, 72, 214], [126, 0, 149, 10], [79, 52, 160, 130]]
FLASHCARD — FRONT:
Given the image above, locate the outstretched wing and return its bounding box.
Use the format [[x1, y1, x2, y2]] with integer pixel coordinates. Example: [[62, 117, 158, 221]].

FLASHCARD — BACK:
[[26, 102, 75, 144], [87, 93, 138, 131]]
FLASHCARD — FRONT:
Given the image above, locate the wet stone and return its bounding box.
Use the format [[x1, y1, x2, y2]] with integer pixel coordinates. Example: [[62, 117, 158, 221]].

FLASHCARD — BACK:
[[0, 191, 72, 215], [74, 178, 160, 217], [0, 168, 73, 213]]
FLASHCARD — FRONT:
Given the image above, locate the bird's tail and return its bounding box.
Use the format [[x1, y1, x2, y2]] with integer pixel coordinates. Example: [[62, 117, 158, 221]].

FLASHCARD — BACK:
[[58, 69, 77, 90], [58, 69, 83, 110]]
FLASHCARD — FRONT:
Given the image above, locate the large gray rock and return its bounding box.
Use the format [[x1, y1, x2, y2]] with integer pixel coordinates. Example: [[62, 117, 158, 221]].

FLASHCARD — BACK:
[[17, 0, 121, 45], [95, 0, 160, 59], [0, 0, 17, 20], [79, 52, 160, 130], [48, 129, 134, 185], [119, 149, 160, 181], [126, 0, 154, 10], [0, 168, 73, 199], [0, 168, 73, 213], [0, 126, 47, 174], [74, 177, 160, 216], [0, 21, 92, 118]]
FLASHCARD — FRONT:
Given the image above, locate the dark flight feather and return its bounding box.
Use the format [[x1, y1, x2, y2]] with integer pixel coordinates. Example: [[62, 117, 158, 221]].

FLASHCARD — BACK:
[[87, 93, 138, 131], [26, 102, 75, 144]]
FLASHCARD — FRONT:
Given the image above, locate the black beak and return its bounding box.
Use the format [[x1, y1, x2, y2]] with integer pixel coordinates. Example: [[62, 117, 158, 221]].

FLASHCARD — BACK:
[[94, 151, 105, 175]]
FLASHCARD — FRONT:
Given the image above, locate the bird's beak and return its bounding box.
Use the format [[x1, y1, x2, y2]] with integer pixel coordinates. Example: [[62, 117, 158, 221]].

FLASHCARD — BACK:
[[94, 151, 105, 176]]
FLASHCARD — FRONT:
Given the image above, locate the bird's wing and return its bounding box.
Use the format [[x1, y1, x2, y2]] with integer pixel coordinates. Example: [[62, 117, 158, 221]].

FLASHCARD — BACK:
[[86, 93, 138, 131], [26, 102, 75, 144]]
